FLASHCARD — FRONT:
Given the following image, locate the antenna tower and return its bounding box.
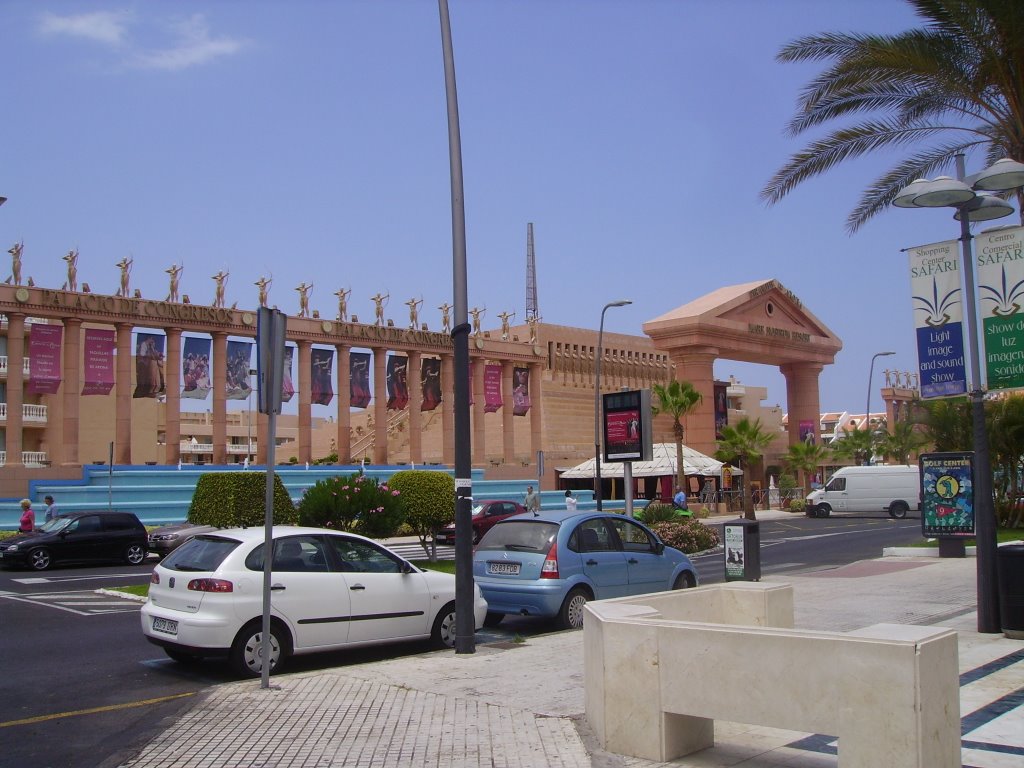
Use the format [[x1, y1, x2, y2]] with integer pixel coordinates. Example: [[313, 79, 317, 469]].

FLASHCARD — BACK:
[[526, 222, 539, 321]]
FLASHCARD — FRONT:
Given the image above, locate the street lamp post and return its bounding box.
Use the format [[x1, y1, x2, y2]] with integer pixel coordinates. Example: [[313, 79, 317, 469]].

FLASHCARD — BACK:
[[895, 154, 1024, 634], [594, 300, 631, 511], [865, 351, 895, 464]]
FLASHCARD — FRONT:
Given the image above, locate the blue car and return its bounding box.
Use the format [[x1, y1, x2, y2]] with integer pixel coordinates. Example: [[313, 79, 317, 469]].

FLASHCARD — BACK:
[[473, 510, 699, 630]]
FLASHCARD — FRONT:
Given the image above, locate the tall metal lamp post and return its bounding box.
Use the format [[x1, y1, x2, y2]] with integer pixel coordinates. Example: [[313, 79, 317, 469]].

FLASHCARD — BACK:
[[895, 154, 1024, 633], [594, 299, 632, 510], [865, 351, 895, 463]]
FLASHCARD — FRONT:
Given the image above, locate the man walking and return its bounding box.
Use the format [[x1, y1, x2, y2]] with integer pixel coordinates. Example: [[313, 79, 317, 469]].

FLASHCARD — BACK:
[[44, 495, 59, 522], [524, 485, 541, 514]]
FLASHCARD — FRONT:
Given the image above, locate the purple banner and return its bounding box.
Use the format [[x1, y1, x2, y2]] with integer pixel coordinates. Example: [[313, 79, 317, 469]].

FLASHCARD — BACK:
[[82, 328, 115, 396], [387, 355, 409, 410], [484, 364, 502, 413], [421, 357, 441, 412], [133, 332, 166, 399], [182, 337, 211, 400], [311, 348, 334, 406], [226, 340, 253, 401], [513, 366, 531, 416], [27, 323, 62, 394], [350, 351, 371, 409], [714, 382, 728, 439], [281, 346, 295, 403]]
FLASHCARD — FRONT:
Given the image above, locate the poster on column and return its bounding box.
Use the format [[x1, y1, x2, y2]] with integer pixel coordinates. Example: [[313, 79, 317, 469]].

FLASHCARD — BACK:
[[133, 332, 166, 398], [714, 382, 728, 439], [421, 357, 441, 411], [976, 226, 1024, 391], [350, 351, 371, 409], [799, 419, 815, 444], [484, 364, 502, 412], [27, 323, 63, 394], [311, 348, 334, 406], [281, 346, 295, 403], [82, 329, 115, 395], [386, 355, 409, 410], [225, 340, 253, 400], [181, 337, 212, 400], [512, 366, 531, 416], [907, 239, 967, 398]]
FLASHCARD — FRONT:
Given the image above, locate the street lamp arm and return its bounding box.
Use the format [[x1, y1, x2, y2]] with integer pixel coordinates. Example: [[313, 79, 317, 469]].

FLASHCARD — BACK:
[[594, 300, 631, 511]]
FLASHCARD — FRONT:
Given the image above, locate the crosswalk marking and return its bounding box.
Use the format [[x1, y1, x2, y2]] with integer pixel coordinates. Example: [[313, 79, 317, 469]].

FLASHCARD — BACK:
[[0, 589, 140, 616]]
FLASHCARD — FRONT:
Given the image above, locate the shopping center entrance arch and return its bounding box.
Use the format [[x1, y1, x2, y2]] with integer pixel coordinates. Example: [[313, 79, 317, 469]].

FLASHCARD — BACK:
[[643, 279, 843, 458]]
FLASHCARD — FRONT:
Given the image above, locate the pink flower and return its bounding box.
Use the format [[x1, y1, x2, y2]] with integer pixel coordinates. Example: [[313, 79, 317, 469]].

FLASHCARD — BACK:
[[391, 490, 400, 496]]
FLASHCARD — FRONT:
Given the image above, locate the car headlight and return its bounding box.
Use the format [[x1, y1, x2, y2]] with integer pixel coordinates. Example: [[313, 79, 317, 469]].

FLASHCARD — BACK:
[[4, 545, 18, 552], [150, 534, 177, 542]]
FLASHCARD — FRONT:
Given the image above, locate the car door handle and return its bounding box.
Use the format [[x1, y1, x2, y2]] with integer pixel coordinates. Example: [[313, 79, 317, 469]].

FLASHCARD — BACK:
[[271, 583, 286, 591], [628, 558, 639, 564], [349, 583, 366, 591], [586, 559, 598, 565]]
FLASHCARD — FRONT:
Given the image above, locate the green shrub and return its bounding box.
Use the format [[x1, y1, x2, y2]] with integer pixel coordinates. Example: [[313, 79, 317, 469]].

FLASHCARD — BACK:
[[778, 474, 797, 492], [189, 472, 297, 528], [637, 501, 683, 524], [788, 498, 807, 514], [651, 519, 720, 554], [297, 472, 404, 538], [387, 470, 455, 558]]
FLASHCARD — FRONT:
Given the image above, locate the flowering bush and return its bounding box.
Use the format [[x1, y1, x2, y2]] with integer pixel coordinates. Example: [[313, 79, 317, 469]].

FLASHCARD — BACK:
[[651, 519, 719, 554], [297, 472, 404, 538]]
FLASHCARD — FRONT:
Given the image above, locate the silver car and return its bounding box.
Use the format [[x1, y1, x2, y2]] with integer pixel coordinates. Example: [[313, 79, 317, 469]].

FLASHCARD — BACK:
[[147, 522, 217, 557]]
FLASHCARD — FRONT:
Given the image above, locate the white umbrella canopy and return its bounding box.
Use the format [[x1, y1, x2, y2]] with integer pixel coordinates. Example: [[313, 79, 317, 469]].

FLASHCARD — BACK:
[[557, 443, 742, 480]]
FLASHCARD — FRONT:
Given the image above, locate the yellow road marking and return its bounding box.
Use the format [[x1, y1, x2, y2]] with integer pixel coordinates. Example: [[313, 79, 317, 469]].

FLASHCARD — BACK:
[[0, 692, 195, 728]]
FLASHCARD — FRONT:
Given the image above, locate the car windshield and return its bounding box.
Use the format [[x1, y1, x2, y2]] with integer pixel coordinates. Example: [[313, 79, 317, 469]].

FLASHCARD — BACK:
[[162, 535, 240, 572], [476, 520, 558, 552], [37, 517, 72, 533], [471, 504, 486, 516]]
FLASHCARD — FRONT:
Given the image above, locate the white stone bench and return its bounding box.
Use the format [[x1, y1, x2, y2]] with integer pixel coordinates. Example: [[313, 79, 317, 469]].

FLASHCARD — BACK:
[[584, 583, 961, 767]]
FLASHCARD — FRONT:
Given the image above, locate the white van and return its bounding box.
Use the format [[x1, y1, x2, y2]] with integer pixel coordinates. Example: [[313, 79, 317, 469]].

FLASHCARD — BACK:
[[805, 465, 920, 519]]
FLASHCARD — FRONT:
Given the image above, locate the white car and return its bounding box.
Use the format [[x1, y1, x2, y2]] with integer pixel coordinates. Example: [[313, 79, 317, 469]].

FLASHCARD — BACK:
[[140, 526, 488, 677]]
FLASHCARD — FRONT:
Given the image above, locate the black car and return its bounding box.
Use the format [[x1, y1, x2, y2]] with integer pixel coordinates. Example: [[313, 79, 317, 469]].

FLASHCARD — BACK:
[[0, 511, 148, 571]]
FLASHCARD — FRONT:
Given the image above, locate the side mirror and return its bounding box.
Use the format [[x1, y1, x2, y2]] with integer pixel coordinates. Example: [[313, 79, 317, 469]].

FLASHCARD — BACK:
[[654, 541, 665, 555], [400, 560, 415, 574]]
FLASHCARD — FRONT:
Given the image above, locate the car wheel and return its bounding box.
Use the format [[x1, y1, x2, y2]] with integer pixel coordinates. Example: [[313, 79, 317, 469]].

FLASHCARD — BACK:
[[557, 587, 590, 631], [816, 504, 831, 518], [229, 620, 289, 678], [889, 501, 909, 519], [483, 611, 504, 628], [164, 648, 201, 664], [672, 571, 696, 590], [28, 547, 51, 571], [430, 601, 457, 649], [124, 543, 146, 565]]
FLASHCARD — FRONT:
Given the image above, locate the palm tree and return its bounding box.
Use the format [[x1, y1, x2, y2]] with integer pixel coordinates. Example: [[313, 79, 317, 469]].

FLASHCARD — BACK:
[[875, 421, 929, 464], [781, 440, 831, 495], [761, 0, 1024, 233], [651, 380, 703, 492], [715, 418, 775, 520], [986, 394, 1024, 526], [830, 426, 876, 466], [913, 397, 972, 451]]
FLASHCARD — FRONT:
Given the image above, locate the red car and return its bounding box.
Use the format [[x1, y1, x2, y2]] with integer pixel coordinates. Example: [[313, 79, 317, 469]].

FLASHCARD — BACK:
[[435, 500, 528, 546]]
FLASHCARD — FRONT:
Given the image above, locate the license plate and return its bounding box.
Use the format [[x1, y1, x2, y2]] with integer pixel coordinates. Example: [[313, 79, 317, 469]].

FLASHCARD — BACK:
[[152, 617, 178, 635], [487, 561, 521, 575]]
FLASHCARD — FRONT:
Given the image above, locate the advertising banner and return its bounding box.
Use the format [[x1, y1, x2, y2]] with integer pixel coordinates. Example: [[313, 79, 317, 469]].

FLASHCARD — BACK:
[[281, 346, 295, 403], [133, 332, 166, 399], [311, 348, 334, 406], [226, 340, 253, 400], [350, 351, 371, 409], [421, 357, 442, 411], [605, 409, 641, 459], [976, 226, 1024, 391], [387, 355, 409, 410], [512, 366, 531, 416], [27, 323, 62, 394], [182, 337, 212, 400], [82, 328, 115, 396], [724, 524, 746, 581], [484, 363, 502, 412], [919, 452, 975, 538], [799, 419, 815, 444], [908, 239, 967, 398], [714, 382, 727, 439]]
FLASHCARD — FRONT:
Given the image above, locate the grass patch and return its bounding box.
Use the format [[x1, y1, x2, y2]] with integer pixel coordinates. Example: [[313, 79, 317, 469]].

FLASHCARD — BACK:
[[109, 584, 149, 598], [412, 559, 456, 574], [909, 528, 1024, 547]]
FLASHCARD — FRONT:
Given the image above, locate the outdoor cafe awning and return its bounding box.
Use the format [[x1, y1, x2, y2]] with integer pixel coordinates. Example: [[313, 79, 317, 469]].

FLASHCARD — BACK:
[[557, 443, 742, 480]]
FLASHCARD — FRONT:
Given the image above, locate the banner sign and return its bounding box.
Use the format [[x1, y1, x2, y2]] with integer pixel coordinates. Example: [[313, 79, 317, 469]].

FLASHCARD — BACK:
[[82, 328, 115, 396], [133, 332, 166, 399], [908, 239, 967, 398], [387, 354, 409, 410], [226, 340, 253, 400], [919, 452, 975, 538], [512, 366, 531, 416], [602, 389, 653, 462], [350, 351, 371, 409], [468, 361, 474, 406], [27, 323, 62, 394], [311, 348, 334, 406], [421, 357, 442, 411], [799, 419, 815, 444], [714, 382, 727, 439], [484, 363, 502, 412], [182, 337, 212, 400], [281, 346, 295, 403], [976, 226, 1024, 391], [723, 524, 746, 581]]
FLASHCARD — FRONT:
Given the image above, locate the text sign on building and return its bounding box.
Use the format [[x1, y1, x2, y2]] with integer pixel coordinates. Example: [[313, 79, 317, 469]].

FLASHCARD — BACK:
[[603, 389, 653, 462], [907, 239, 967, 398], [919, 452, 975, 539], [976, 226, 1024, 391]]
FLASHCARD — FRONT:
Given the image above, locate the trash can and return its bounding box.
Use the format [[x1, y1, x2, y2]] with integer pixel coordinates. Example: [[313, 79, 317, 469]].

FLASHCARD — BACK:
[[723, 519, 761, 582], [997, 544, 1024, 639]]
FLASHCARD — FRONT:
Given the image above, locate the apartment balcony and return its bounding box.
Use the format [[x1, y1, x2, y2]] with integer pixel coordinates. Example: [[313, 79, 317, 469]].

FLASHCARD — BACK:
[[0, 450, 50, 467], [227, 443, 256, 454], [180, 441, 214, 454], [0, 356, 31, 377], [0, 403, 48, 423]]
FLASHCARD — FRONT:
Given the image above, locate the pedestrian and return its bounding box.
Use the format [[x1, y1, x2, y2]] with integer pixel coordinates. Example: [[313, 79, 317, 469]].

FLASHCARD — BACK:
[[43, 495, 58, 522], [673, 486, 689, 512], [18, 499, 35, 532], [524, 485, 541, 514], [564, 489, 577, 512]]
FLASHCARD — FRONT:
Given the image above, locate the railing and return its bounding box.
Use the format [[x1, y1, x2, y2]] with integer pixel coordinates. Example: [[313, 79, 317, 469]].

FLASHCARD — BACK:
[[179, 441, 214, 454], [0, 451, 50, 467], [350, 409, 410, 458], [0, 357, 31, 376], [0, 403, 49, 422], [227, 444, 255, 454]]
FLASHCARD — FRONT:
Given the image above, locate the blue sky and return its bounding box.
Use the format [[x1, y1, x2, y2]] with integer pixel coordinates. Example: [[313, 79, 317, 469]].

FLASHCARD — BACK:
[[1, 1, 991, 415]]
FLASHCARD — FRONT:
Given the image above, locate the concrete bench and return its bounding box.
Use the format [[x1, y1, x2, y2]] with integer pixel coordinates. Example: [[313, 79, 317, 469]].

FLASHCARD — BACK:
[[584, 583, 960, 767]]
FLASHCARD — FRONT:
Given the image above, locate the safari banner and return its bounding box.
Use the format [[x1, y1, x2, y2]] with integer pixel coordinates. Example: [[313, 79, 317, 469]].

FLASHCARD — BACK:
[[27, 323, 62, 394], [82, 328, 115, 396], [975, 226, 1024, 391], [907, 239, 967, 398]]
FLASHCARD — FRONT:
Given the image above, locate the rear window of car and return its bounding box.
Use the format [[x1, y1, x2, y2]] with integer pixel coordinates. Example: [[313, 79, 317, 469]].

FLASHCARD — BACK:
[[476, 520, 558, 553], [162, 535, 240, 572]]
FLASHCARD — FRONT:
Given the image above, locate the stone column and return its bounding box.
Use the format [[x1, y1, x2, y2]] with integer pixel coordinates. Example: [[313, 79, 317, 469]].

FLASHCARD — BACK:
[[441, 353, 455, 465], [408, 350, 422, 465], [115, 323, 133, 465], [501, 361, 515, 464], [211, 332, 228, 464], [164, 327, 181, 465], [672, 348, 718, 458], [5, 314, 25, 467], [472, 357, 486, 466], [297, 341, 312, 464], [530, 362, 543, 474], [373, 347, 388, 464], [336, 343, 351, 463], [61, 318, 82, 466], [781, 362, 824, 446]]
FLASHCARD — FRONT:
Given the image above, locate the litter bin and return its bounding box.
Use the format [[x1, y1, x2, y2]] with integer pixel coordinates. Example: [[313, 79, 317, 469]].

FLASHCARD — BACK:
[[723, 519, 761, 582], [997, 544, 1024, 639]]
